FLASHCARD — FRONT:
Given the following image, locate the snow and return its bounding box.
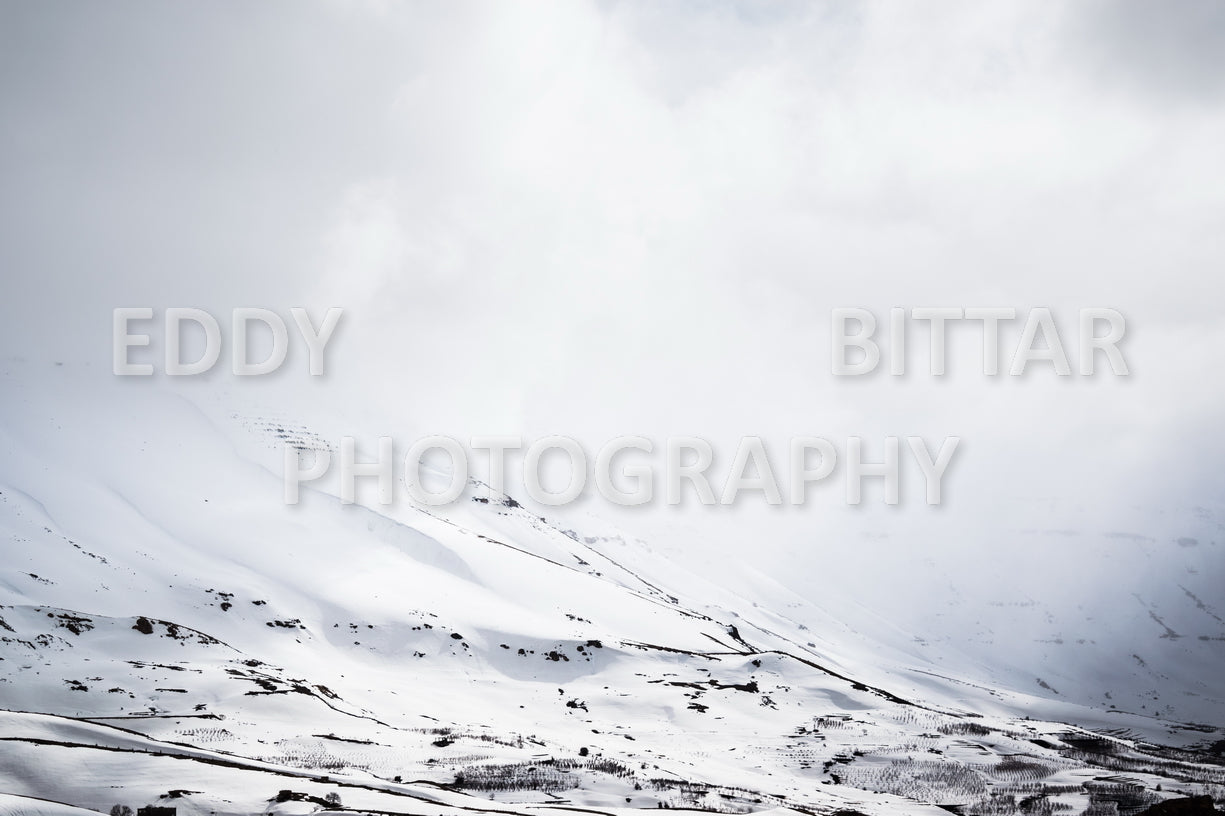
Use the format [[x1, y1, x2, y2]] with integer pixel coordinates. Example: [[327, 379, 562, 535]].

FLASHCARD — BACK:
[[0, 360, 1222, 816]]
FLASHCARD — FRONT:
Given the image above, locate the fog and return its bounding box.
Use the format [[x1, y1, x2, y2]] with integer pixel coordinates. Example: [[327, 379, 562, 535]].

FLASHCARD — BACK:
[[4, 0, 1224, 715]]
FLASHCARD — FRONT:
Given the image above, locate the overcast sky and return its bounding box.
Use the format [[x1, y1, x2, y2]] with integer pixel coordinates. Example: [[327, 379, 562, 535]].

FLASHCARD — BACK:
[[3, 2, 1224, 674]]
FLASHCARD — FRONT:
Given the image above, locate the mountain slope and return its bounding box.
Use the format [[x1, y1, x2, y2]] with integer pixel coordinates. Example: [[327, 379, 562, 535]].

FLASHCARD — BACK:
[[1, 360, 1222, 816]]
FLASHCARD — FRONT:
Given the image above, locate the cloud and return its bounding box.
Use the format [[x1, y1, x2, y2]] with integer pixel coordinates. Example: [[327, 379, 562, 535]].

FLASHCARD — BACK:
[[2, 1, 1223, 713], [1071, 0, 1225, 105]]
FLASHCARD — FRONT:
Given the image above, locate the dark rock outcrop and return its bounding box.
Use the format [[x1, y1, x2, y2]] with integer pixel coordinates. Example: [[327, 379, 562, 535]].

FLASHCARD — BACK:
[[1139, 795, 1218, 815]]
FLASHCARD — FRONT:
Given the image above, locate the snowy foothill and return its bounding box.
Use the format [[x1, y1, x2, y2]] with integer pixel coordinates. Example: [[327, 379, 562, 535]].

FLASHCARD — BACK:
[[0, 361, 1222, 816]]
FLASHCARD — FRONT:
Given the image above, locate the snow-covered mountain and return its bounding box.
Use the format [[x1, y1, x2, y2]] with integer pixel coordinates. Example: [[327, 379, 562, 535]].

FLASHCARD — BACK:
[[1, 359, 1222, 816]]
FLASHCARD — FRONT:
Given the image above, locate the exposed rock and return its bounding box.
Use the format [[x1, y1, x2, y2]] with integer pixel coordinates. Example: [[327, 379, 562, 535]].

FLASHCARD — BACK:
[[1139, 795, 1219, 815]]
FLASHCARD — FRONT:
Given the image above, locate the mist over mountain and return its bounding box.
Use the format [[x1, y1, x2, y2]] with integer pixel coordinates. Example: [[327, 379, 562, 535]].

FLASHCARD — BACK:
[[2, 3, 1224, 815]]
